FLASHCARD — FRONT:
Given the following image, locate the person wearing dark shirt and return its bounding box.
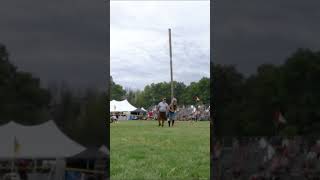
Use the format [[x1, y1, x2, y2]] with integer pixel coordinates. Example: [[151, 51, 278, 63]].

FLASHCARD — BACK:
[[168, 98, 177, 127]]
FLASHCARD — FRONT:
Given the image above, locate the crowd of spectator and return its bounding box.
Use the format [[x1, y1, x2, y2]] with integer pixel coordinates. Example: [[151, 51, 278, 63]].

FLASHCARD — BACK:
[[213, 137, 320, 180], [147, 105, 210, 121]]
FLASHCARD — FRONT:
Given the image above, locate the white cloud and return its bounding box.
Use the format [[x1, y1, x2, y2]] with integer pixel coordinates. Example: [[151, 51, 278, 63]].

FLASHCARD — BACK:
[[111, 0, 210, 90]]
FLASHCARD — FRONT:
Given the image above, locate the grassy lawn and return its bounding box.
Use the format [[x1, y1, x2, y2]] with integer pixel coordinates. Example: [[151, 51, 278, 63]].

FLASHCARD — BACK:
[[110, 120, 210, 180]]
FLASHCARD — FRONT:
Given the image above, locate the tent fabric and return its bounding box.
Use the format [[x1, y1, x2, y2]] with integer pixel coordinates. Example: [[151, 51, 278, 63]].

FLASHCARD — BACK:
[[110, 99, 137, 112], [70, 147, 108, 160], [131, 108, 146, 113], [141, 107, 147, 112], [0, 120, 85, 159]]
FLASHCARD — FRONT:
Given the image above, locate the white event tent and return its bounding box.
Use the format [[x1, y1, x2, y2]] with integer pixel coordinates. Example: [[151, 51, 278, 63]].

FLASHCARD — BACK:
[[0, 120, 85, 159], [110, 99, 137, 120], [110, 99, 136, 112]]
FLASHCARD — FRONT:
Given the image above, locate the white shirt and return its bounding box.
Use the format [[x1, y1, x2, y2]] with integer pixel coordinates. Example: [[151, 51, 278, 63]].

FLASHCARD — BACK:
[[158, 102, 168, 112]]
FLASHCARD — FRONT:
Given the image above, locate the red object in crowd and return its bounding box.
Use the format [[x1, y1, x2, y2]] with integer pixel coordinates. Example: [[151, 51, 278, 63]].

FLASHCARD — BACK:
[[148, 111, 153, 118]]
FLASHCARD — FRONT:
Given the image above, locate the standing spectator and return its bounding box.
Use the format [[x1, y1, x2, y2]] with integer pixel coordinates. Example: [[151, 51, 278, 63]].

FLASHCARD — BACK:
[[115, 113, 119, 123], [152, 107, 157, 120]]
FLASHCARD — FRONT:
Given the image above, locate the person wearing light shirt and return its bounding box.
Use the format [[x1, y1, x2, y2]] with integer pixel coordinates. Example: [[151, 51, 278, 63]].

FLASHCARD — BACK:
[[157, 98, 169, 127]]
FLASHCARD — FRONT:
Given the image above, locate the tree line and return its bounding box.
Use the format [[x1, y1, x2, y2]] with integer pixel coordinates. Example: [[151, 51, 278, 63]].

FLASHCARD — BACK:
[[212, 48, 320, 137], [110, 76, 210, 109], [0, 44, 107, 147], [3, 42, 319, 141]]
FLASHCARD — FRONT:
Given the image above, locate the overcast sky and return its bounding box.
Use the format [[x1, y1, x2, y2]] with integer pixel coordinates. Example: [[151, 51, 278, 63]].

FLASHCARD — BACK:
[[214, 0, 320, 76], [0, 0, 108, 91], [2, 0, 318, 91], [111, 1, 210, 90]]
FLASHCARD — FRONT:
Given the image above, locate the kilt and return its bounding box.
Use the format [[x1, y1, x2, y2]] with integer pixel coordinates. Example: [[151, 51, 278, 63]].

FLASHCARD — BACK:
[[158, 112, 166, 120]]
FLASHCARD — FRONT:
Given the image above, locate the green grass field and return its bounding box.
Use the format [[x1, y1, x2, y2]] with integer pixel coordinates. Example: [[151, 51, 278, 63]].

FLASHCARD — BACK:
[[110, 120, 210, 180]]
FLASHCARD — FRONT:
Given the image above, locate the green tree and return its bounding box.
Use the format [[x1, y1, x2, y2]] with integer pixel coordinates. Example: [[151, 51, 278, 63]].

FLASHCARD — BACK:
[[124, 78, 209, 110], [182, 77, 209, 105], [78, 89, 107, 146], [0, 44, 51, 124], [211, 64, 244, 136], [212, 48, 320, 136], [280, 48, 320, 135], [110, 76, 126, 101]]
